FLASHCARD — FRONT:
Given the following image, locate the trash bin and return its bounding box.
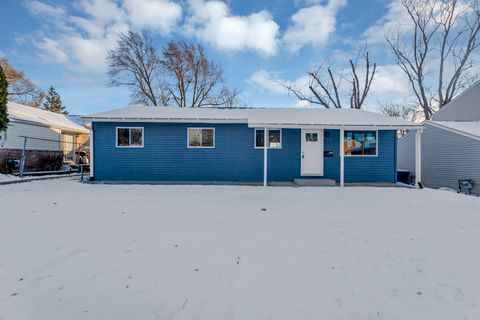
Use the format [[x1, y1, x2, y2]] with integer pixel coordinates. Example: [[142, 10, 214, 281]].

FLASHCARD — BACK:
[[397, 170, 410, 184]]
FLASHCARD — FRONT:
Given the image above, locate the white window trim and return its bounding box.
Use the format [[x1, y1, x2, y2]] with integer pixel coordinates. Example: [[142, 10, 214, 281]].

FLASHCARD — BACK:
[[115, 127, 144, 148], [343, 129, 378, 157], [187, 127, 216, 149], [254, 128, 282, 149]]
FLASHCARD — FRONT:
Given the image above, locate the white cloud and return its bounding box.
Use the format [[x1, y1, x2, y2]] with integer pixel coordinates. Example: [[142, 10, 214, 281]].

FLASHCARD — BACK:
[[283, 0, 346, 52], [184, 0, 280, 56], [294, 99, 311, 107], [248, 70, 287, 94], [66, 22, 130, 73], [24, 0, 65, 16], [363, 0, 411, 43], [248, 69, 311, 96], [249, 64, 414, 109], [26, 0, 182, 73], [123, 0, 182, 34], [36, 38, 69, 64], [76, 0, 125, 23], [370, 64, 410, 96]]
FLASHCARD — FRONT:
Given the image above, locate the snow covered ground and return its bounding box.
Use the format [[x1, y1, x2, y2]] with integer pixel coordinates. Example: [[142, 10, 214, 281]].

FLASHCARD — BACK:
[[0, 173, 21, 182], [1, 179, 480, 320]]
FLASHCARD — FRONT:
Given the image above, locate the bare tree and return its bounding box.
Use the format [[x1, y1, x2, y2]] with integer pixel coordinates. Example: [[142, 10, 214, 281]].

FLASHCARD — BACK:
[[161, 41, 239, 108], [379, 103, 421, 121], [0, 58, 44, 106], [106, 31, 166, 106], [387, 0, 480, 120], [284, 50, 376, 109], [107, 32, 239, 108]]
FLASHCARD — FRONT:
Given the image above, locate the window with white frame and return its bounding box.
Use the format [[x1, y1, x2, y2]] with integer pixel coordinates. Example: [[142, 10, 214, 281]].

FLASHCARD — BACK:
[[344, 130, 377, 156], [116, 127, 144, 147], [188, 128, 215, 148], [255, 129, 282, 148]]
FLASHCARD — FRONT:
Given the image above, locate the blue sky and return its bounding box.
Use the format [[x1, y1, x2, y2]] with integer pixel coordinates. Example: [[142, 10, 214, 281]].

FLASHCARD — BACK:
[[0, 0, 412, 115]]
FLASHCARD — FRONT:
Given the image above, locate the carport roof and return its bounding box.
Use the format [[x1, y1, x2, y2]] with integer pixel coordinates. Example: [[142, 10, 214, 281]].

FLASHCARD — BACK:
[[82, 105, 421, 129]]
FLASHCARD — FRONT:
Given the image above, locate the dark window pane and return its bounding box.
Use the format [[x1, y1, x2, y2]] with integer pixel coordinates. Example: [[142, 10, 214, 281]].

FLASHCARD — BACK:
[[269, 130, 281, 147], [344, 131, 376, 155], [188, 129, 202, 147], [131, 129, 143, 146], [202, 129, 214, 147], [256, 129, 265, 147], [117, 128, 129, 146], [306, 133, 317, 142]]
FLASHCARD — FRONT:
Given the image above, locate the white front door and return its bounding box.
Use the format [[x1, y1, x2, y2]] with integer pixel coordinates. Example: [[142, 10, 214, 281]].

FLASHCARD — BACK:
[[301, 129, 324, 176]]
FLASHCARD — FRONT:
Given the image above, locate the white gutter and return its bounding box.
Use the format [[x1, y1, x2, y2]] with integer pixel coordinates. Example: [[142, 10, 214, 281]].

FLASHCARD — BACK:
[[81, 117, 421, 130]]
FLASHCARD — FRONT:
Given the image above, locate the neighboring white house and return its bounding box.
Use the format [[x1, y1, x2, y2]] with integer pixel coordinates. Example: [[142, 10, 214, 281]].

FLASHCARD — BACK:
[[0, 102, 90, 171], [397, 81, 480, 194]]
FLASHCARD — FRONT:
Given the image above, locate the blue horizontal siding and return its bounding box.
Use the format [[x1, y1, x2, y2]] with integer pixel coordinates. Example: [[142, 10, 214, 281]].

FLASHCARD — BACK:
[[344, 130, 397, 182], [93, 122, 396, 183]]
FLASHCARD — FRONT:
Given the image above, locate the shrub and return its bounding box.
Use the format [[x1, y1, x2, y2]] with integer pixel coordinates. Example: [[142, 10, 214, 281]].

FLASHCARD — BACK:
[[36, 152, 63, 171]]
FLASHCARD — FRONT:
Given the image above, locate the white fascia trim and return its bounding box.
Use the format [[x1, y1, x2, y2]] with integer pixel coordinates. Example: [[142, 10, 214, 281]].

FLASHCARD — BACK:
[[426, 121, 480, 142], [10, 118, 89, 134], [248, 123, 422, 130], [83, 117, 248, 124]]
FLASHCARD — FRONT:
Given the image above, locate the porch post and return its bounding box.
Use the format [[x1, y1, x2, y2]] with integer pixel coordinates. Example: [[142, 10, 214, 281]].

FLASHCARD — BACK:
[[340, 128, 344, 187], [89, 126, 94, 179], [415, 128, 422, 188], [263, 127, 268, 187]]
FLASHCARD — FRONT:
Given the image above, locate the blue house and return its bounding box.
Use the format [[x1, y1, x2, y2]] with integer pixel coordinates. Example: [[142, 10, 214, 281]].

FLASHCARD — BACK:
[[83, 106, 421, 186]]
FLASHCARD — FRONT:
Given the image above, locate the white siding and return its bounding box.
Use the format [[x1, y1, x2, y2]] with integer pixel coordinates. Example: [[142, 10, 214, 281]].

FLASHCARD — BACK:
[[397, 125, 480, 194], [397, 130, 416, 173], [433, 82, 480, 121], [0, 121, 61, 151], [422, 124, 480, 194]]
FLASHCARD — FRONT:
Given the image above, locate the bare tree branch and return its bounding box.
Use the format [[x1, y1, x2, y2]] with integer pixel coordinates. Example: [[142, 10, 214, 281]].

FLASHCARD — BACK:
[[0, 58, 44, 107], [283, 49, 376, 109], [386, 0, 480, 120], [107, 31, 164, 106]]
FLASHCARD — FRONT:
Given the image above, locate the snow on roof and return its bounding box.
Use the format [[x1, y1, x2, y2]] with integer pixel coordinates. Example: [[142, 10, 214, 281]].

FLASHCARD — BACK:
[[83, 105, 420, 129], [427, 120, 480, 139], [7, 102, 89, 134]]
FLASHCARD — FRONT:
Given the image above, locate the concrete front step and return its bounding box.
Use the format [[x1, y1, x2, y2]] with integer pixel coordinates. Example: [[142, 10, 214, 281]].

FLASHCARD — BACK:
[[294, 178, 336, 186]]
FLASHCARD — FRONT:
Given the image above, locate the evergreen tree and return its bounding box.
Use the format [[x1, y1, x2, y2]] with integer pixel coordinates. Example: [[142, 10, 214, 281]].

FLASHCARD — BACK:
[[43, 85, 68, 115], [0, 64, 8, 132]]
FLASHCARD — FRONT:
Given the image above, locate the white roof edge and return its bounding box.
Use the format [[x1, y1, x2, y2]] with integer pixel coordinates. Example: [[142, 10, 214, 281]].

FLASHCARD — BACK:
[[9, 117, 89, 133], [426, 120, 480, 141], [82, 106, 419, 128], [432, 80, 480, 119], [8, 102, 90, 134], [248, 123, 422, 129]]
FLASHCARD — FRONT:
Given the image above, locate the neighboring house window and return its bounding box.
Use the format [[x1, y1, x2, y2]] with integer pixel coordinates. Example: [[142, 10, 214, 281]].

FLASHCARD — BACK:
[[255, 129, 282, 148], [188, 128, 215, 148], [344, 131, 377, 156], [116, 127, 144, 147]]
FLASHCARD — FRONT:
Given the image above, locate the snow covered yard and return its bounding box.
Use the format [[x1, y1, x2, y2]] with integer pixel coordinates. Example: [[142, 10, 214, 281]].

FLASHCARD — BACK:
[[1, 179, 480, 320]]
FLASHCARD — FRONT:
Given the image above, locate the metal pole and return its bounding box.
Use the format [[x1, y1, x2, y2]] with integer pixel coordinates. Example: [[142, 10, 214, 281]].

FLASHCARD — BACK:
[[340, 129, 344, 187], [263, 127, 268, 187], [415, 129, 422, 188], [19, 137, 27, 178], [89, 127, 94, 179], [80, 164, 84, 181]]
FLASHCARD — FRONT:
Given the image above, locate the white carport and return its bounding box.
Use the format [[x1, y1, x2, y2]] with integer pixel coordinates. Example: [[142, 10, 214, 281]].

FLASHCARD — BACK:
[[82, 106, 423, 187]]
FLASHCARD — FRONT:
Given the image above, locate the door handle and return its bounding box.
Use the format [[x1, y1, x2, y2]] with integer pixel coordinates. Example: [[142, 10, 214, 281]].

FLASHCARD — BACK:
[[302, 154, 305, 159]]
